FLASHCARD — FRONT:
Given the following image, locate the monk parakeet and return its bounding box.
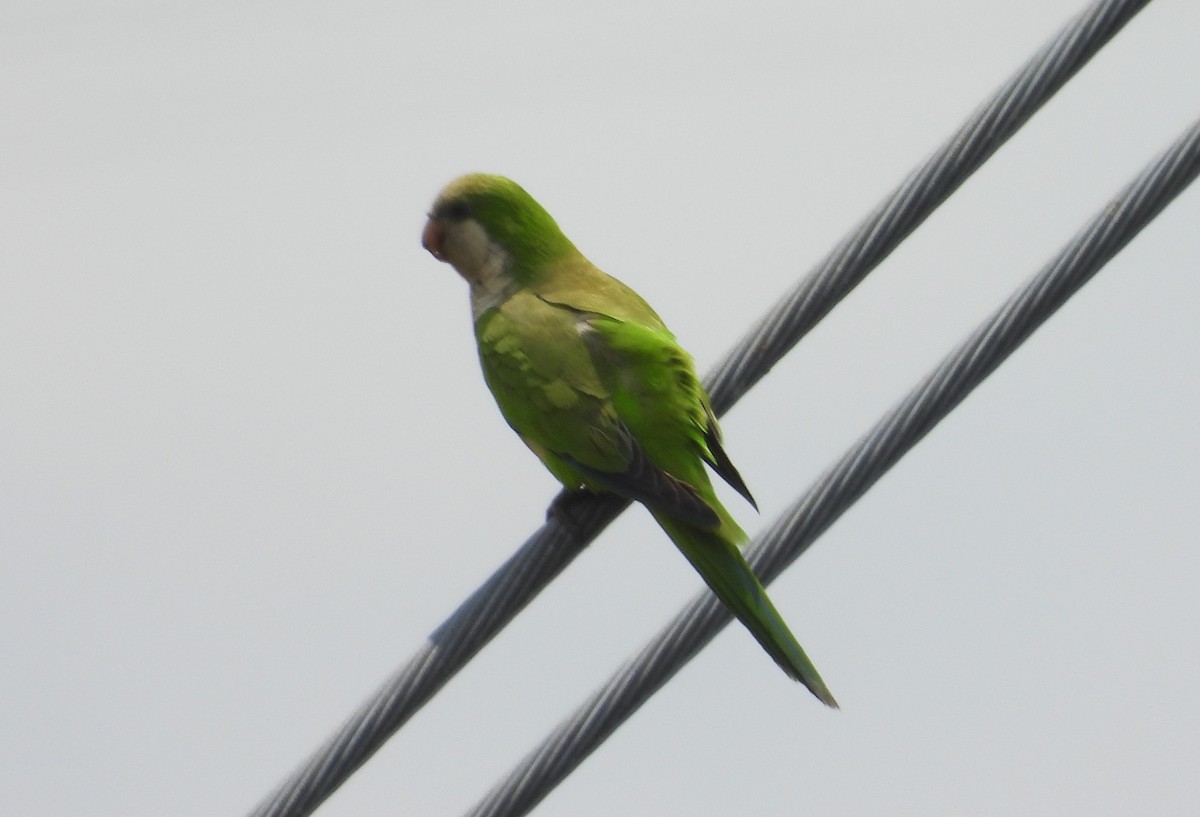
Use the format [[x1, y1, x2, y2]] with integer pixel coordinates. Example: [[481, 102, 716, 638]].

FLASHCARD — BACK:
[[422, 173, 836, 707]]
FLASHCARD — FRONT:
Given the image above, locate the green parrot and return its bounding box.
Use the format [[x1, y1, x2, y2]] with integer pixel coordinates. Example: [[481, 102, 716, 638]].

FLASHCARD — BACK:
[[422, 173, 836, 707]]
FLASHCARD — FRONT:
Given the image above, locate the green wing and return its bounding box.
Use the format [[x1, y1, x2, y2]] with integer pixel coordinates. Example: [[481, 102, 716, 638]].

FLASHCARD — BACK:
[[476, 272, 752, 523], [576, 314, 755, 512], [475, 289, 720, 525]]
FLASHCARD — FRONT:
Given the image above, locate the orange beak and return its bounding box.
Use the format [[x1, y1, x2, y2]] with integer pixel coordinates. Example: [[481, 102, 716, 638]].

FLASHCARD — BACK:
[[421, 217, 446, 261]]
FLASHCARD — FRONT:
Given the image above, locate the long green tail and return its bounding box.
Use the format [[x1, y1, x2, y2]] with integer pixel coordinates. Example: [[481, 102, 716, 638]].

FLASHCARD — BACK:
[[652, 510, 838, 708]]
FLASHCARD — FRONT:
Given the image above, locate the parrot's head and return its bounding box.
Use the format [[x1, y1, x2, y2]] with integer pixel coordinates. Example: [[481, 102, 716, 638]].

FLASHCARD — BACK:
[[422, 174, 577, 293]]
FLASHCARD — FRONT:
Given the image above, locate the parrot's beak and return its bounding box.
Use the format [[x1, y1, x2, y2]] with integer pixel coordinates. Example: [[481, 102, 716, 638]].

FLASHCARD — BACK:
[[422, 217, 447, 261]]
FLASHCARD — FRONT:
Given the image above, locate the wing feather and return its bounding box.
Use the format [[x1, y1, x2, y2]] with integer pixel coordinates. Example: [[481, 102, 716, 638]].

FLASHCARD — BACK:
[[479, 283, 755, 520]]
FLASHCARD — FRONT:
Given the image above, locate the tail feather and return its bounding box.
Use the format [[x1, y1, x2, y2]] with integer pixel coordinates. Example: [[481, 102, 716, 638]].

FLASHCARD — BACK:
[[653, 511, 838, 708]]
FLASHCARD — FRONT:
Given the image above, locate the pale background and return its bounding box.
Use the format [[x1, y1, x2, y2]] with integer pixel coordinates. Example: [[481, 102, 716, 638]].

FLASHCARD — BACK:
[[3, 2, 1198, 815]]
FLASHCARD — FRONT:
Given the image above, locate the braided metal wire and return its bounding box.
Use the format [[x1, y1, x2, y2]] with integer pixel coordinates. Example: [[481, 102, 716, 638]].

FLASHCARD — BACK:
[[245, 1, 1153, 815], [706, 0, 1154, 414], [464, 113, 1200, 817]]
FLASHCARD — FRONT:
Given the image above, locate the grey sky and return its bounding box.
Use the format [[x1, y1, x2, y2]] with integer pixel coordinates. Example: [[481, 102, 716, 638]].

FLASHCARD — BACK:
[[3, 2, 1198, 815]]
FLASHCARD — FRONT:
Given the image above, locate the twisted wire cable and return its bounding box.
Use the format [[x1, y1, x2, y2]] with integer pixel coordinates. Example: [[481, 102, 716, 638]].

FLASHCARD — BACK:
[[706, 0, 1154, 413], [245, 1, 1151, 815], [463, 113, 1200, 817]]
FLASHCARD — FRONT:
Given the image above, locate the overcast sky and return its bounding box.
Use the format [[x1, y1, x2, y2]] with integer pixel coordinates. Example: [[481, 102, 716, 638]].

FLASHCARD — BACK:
[[3, 2, 1198, 816]]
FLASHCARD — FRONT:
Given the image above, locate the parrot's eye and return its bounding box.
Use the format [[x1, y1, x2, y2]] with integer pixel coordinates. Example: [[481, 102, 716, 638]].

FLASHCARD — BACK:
[[441, 200, 473, 221]]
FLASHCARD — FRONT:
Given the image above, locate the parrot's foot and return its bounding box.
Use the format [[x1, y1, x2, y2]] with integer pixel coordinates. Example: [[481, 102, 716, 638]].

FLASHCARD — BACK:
[[547, 488, 600, 530]]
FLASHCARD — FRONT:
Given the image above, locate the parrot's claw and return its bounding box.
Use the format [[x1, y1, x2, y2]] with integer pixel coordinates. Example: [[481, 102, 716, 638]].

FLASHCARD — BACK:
[[546, 487, 599, 529]]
